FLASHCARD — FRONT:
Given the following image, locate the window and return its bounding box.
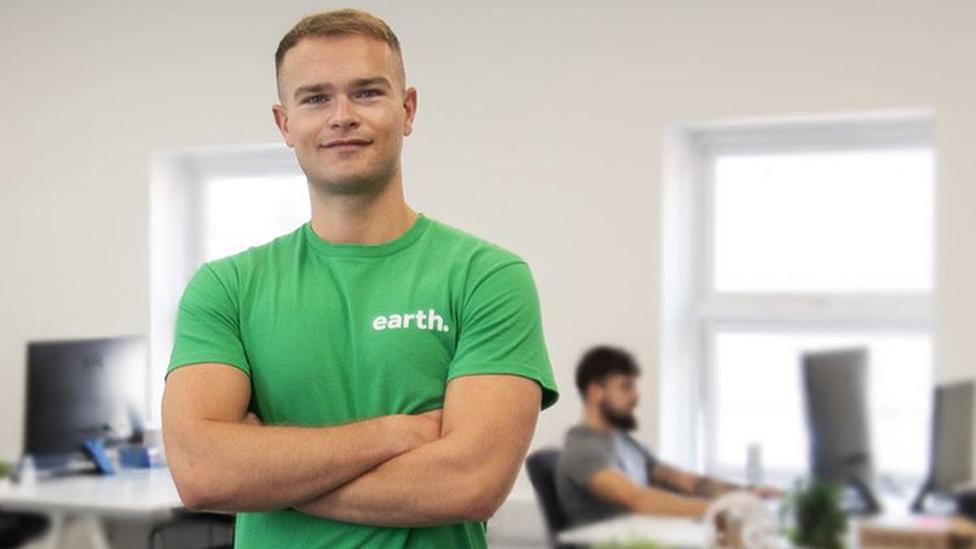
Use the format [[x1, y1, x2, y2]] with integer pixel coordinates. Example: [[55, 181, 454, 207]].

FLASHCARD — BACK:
[[149, 145, 307, 423], [713, 331, 931, 478], [664, 118, 935, 485], [202, 175, 308, 261], [712, 149, 933, 293]]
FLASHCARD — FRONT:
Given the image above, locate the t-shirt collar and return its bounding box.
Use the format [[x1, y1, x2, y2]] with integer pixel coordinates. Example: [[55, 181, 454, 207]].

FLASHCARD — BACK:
[[303, 213, 431, 258]]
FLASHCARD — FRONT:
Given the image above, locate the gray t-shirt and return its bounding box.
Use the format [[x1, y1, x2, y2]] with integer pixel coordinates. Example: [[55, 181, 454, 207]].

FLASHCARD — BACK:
[[554, 424, 658, 528]]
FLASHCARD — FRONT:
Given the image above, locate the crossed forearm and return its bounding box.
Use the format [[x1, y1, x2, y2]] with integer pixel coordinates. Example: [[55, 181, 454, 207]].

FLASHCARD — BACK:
[[296, 432, 505, 527], [167, 416, 411, 512], [296, 375, 540, 527]]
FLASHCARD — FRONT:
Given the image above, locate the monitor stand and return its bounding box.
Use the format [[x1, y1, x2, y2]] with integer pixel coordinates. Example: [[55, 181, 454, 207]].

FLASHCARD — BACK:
[[844, 478, 883, 515], [910, 478, 934, 513], [27, 440, 116, 479], [82, 439, 116, 475]]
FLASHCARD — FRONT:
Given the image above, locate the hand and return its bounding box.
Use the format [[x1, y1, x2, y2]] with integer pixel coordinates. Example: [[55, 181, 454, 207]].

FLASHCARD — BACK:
[[713, 510, 743, 547], [391, 409, 443, 454], [750, 485, 784, 499], [243, 412, 263, 426]]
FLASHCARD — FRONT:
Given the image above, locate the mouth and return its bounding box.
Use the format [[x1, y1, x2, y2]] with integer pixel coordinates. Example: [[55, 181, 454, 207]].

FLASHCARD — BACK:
[[322, 138, 372, 152]]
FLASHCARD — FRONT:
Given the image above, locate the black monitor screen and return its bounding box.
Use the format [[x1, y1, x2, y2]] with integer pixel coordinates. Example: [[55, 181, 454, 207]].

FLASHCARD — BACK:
[[24, 336, 147, 466], [930, 381, 974, 493], [802, 347, 873, 485]]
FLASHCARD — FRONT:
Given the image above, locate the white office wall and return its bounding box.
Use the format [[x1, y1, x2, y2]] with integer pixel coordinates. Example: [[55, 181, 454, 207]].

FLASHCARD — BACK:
[[2, 0, 975, 540]]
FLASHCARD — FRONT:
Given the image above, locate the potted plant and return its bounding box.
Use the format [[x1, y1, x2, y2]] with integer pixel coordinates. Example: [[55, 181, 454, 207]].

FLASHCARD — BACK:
[[785, 479, 848, 549], [0, 459, 11, 488]]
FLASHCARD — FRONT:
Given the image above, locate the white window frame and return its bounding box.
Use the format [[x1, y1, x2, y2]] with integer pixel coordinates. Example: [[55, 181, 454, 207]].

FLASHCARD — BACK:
[[148, 144, 302, 424], [662, 115, 934, 484]]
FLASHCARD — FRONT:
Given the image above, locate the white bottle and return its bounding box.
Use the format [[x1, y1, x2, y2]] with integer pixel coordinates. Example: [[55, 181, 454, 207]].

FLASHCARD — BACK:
[[746, 443, 763, 487], [18, 455, 36, 485]]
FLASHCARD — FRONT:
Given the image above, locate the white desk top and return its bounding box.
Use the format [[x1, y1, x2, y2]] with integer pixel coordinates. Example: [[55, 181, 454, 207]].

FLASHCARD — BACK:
[[558, 514, 707, 548], [0, 467, 183, 518], [559, 511, 967, 548]]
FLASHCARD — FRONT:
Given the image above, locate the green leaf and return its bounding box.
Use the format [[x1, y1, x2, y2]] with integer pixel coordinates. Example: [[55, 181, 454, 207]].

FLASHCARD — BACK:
[[784, 478, 848, 549]]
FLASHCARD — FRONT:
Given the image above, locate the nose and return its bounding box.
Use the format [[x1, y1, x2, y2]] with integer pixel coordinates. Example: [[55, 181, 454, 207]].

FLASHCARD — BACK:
[[329, 96, 360, 131]]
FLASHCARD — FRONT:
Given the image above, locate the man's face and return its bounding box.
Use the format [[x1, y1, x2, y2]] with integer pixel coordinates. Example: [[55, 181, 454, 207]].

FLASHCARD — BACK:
[[595, 374, 640, 431], [272, 34, 416, 196]]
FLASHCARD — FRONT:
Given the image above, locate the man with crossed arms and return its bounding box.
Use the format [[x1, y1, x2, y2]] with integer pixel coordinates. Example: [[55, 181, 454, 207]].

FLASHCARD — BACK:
[[162, 9, 558, 549]]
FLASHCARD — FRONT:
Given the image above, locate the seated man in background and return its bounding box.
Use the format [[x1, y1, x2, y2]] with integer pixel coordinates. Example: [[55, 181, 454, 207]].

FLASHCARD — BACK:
[[555, 346, 776, 527]]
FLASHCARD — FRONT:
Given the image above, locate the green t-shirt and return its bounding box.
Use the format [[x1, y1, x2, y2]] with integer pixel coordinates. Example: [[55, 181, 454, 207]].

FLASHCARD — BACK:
[[167, 213, 559, 549]]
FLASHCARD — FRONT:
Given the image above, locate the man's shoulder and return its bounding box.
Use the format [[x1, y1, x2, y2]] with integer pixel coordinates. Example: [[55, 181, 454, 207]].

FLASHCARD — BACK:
[[562, 424, 613, 454], [424, 216, 525, 265], [565, 423, 601, 440], [422, 216, 535, 290], [556, 425, 616, 488]]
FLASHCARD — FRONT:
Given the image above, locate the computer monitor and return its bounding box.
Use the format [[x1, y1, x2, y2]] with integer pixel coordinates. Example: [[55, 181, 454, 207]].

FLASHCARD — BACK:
[[802, 347, 881, 514], [24, 335, 147, 473], [911, 380, 974, 512]]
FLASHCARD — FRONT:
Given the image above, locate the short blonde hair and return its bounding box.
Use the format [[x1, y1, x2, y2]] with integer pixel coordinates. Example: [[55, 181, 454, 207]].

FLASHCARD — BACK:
[[275, 9, 405, 87]]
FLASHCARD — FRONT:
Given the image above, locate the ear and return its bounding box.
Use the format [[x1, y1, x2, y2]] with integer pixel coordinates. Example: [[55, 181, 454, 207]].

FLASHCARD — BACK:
[[585, 383, 602, 404], [402, 87, 418, 137], [272, 104, 294, 148]]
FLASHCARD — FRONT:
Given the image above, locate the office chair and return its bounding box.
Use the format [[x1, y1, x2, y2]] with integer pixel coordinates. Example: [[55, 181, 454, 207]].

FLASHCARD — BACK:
[[148, 510, 234, 549], [0, 512, 49, 548], [526, 448, 583, 549]]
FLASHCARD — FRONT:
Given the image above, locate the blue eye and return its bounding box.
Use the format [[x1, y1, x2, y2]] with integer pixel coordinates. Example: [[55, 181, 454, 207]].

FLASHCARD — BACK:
[[357, 89, 382, 99], [302, 94, 327, 104]]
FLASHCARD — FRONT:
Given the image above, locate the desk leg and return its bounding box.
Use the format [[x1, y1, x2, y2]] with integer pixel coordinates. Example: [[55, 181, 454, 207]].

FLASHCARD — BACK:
[[81, 514, 111, 549], [37, 513, 111, 549], [42, 511, 65, 549]]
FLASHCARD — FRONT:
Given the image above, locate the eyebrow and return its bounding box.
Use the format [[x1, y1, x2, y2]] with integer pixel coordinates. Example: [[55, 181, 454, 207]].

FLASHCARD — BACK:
[[292, 77, 394, 100]]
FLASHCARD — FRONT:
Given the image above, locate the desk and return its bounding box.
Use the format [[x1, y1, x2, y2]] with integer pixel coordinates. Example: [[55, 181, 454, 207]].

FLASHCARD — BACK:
[[858, 514, 976, 548], [557, 514, 708, 548], [558, 512, 976, 548], [0, 467, 183, 549]]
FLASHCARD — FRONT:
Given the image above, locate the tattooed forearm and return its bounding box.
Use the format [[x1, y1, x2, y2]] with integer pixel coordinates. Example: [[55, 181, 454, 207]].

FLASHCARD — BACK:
[[654, 473, 686, 494], [692, 477, 742, 497]]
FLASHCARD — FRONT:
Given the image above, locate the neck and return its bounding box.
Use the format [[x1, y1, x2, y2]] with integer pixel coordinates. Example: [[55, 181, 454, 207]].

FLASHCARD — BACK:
[[583, 405, 613, 432], [307, 171, 417, 245]]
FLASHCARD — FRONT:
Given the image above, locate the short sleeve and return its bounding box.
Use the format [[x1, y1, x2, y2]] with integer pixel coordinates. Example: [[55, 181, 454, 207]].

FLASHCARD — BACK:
[[447, 262, 559, 409], [561, 436, 615, 487], [166, 263, 251, 379]]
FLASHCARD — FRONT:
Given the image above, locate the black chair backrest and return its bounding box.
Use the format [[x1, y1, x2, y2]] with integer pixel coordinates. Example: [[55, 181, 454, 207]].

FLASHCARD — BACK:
[[526, 447, 571, 547]]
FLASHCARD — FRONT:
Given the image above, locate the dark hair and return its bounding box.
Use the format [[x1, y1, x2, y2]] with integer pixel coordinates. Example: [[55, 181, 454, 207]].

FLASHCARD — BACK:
[[575, 346, 640, 396]]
